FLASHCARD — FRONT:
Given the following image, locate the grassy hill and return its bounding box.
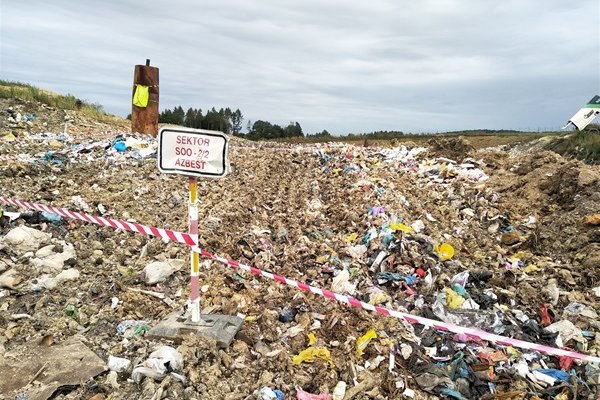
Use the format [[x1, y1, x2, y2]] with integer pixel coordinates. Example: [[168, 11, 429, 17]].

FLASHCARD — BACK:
[[0, 79, 112, 122], [545, 125, 600, 165]]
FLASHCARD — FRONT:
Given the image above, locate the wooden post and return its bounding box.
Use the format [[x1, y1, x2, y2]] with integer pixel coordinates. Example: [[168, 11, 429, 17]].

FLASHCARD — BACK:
[[131, 59, 159, 136]]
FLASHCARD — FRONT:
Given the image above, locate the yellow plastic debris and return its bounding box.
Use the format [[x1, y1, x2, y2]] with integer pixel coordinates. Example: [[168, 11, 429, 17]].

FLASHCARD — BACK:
[[346, 233, 359, 243], [505, 346, 521, 359], [356, 329, 378, 357], [316, 255, 329, 264], [244, 315, 258, 323], [390, 222, 415, 234], [3, 132, 16, 141], [434, 243, 455, 261], [444, 288, 465, 309], [132, 84, 149, 107], [523, 264, 540, 274], [292, 333, 334, 367], [368, 291, 390, 306], [292, 347, 334, 367]]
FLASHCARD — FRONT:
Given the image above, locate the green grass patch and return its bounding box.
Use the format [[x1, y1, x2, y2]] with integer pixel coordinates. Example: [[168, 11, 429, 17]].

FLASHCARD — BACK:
[[545, 125, 600, 164], [0, 79, 114, 122]]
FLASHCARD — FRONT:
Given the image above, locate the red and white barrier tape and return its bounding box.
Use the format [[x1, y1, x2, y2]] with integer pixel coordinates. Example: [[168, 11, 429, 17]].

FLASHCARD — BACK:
[[0, 155, 28, 162], [190, 245, 600, 363], [0, 197, 197, 246], [1, 197, 599, 363]]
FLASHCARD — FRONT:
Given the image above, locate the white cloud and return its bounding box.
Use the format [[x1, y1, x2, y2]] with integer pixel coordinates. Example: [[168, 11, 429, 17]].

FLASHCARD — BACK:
[[1, 0, 598, 133]]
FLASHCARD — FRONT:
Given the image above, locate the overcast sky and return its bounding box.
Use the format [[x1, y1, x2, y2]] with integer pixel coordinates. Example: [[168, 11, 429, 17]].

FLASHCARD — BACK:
[[1, 0, 599, 134]]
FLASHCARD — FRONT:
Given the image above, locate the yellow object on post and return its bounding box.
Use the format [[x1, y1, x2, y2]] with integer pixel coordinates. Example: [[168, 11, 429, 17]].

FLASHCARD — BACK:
[[133, 84, 150, 108]]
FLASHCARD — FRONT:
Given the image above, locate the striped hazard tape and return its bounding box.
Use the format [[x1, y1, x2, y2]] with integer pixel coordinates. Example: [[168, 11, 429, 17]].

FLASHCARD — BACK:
[[191, 245, 600, 364], [0, 155, 31, 162], [1, 196, 599, 363], [0, 197, 197, 246]]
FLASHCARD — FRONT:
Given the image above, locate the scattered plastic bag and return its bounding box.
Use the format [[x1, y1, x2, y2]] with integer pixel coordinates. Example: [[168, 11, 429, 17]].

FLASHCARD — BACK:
[[434, 243, 454, 261], [450, 271, 469, 288], [114, 141, 127, 152], [131, 346, 185, 384], [390, 222, 415, 234], [108, 355, 131, 372], [369, 206, 385, 217], [545, 320, 585, 346], [116, 319, 149, 335], [332, 381, 346, 400], [345, 233, 358, 243], [539, 303, 552, 326], [296, 390, 331, 400], [41, 212, 62, 224], [259, 387, 284, 400], [533, 369, 570, 385], [356, 328, 378, 356], [332, 269, 356, 295], [563, 302, 598, 319], [444, 288, 465, 309], [292, 333, 334, 368], [441, 388, 468, 400]]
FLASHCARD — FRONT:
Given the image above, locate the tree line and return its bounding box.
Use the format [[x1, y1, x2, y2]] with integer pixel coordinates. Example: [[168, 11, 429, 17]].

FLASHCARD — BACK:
[[153, 106, 305, 140], [246, 120, 303, 140], [158, 106, 244, 135]]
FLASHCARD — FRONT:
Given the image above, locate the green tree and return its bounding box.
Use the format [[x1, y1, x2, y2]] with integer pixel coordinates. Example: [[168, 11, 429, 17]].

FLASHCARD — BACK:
[[194, 108, 203, 129], [158, 108, 173, 124], [173, 106, 185, 125], [283, 122, 303, 137], [314, 129, 331, 137], [249, 120, 286, 140], [231, 109, 244, 136]]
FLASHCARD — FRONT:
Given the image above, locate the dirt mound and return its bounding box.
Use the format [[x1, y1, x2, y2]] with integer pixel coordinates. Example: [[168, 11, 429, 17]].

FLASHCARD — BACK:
[[426, 136, 475, 161], [543, 129, 600, 165], [0, 97, 128, 141], [486, 149, 600, 264], [1, 100, 600, 399]]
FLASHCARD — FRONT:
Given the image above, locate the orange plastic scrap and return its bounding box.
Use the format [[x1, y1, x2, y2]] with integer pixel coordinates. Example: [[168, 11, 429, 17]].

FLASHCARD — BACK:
[[539, 304, 552, 326], [583, 214, 600, 225], [479, 350, 508, 364]]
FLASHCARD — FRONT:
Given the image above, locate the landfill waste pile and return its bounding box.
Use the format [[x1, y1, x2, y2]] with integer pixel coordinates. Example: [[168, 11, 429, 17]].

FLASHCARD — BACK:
[[1, 104, 600, 400], [0, 97, 128, 143]]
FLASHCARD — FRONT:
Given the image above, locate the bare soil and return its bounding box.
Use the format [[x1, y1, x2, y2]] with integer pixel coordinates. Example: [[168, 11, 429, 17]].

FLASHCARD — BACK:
[[0, 98, 599, 400]]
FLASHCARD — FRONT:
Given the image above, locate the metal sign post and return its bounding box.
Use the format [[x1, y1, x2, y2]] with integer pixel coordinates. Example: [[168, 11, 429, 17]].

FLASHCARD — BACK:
[[150, 126, 242, 347]]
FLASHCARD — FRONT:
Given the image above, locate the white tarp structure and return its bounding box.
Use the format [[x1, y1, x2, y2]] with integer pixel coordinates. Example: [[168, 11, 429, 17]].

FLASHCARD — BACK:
[[563, 95, 600, 131]]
